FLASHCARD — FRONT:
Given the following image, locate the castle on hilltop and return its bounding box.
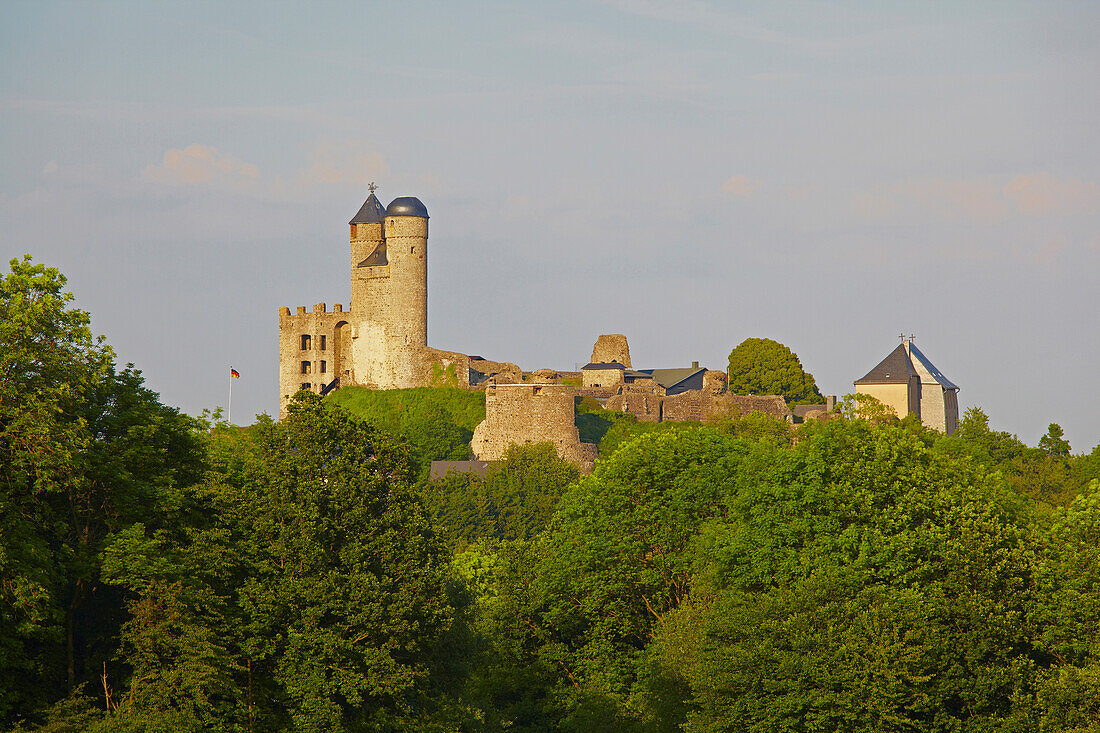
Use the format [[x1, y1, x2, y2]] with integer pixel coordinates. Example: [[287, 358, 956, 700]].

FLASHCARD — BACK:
[[279, 189, 960, 469], [278, 187, 521, 418]]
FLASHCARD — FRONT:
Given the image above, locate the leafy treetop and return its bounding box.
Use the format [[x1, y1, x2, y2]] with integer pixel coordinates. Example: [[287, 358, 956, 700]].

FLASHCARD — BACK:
[[726, 337, 824, 406]]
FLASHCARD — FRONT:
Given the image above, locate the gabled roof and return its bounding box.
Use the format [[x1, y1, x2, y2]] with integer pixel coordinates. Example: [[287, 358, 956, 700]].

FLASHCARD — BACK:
[[641, 367, 705, 390], [350, 192, 386, 224], [854, 344, 917, 385], [907, 342, 958, 390]]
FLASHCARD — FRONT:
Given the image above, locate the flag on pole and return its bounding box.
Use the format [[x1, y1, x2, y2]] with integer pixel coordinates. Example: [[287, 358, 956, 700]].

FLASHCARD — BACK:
[[230, 368, 240, 379]]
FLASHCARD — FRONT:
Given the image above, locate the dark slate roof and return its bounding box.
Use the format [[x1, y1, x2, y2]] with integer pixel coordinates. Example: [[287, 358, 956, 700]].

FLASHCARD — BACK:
[[356, 243, 387, 267], [641, 367, 705, 390], [908, 343, 959, 390], [350, 192, 386, 224], [854, 344, 918, 385], [386, 196, 428, 218], [582, 362, 627, 370]]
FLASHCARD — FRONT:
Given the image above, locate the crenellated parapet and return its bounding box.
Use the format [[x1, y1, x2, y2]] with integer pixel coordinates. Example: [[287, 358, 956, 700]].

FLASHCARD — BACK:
[[277, 303, 352, 417]]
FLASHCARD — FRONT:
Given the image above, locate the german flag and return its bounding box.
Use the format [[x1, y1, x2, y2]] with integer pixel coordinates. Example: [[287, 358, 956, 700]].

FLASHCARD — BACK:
[[230, 368, 240, 379]]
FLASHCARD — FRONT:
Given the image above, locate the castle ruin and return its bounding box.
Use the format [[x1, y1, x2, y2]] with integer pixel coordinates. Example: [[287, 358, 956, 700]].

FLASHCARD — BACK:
[[279, 189, 959, 471]]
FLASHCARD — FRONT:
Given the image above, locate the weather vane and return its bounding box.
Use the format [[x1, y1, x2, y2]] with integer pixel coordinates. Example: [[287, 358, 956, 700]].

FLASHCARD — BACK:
[[368, 181, 377, 195]]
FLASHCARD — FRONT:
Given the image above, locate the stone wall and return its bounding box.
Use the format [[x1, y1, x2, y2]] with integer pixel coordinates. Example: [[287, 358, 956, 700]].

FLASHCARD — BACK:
[[471, 383, 596, 472], [582, 367, 624, 388], [661, 391, 793, 423], [590, 334, 631, 368], [604, 384, 663, 422], [278, 303, 349, 418]]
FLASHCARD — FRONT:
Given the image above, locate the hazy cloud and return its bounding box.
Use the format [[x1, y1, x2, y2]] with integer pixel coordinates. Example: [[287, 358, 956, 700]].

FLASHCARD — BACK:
[[848, 174, 1100, 224], [1004, 173, 1100, 216], [143, 144, 260, 187], [42, 160, 58, 174], [721, 174, 761, 197], [850, 178, 1007, 225], [299, 140, 390, 187]]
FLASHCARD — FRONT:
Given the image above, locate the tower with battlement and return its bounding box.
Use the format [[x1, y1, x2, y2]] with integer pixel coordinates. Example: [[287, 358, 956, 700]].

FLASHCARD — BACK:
[[279, 189, 453, 417]]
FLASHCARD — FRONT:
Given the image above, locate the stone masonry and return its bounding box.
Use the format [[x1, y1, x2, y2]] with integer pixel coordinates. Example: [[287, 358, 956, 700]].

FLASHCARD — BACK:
[[471, 383, 597, 473], [590, 334, 631, 368]]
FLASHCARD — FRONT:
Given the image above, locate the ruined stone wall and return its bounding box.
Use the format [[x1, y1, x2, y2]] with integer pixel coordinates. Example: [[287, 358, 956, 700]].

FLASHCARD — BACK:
[[590, 334, 631, 368], [278, 303, 349, 418], [660, 391, 793, 423], [582, 367, 624, 389], [702, 370, 728, 395], [604, 385, 663, 422], [471, 384, 596, 472]]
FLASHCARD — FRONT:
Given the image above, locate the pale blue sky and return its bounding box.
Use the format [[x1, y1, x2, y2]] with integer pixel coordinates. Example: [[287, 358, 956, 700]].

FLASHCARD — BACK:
[[2, 1, 1098, 449]]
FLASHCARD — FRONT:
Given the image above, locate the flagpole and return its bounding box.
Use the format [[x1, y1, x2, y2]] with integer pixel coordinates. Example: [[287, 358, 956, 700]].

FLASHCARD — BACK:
[[228, 368, 233, 425]]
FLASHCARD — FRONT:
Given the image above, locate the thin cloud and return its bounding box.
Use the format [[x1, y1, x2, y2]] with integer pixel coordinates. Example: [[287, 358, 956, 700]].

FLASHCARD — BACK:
[[721, 174, 761, 197], [849, 174, 1100, 225], [1004, 173, 1100, 216], [849, 178, 1007, 225], [143, 144, 259, 187], [298, 140, 390, 187]]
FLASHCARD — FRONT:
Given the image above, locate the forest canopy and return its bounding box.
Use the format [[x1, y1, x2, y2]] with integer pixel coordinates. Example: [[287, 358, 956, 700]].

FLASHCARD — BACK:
[[4, 255, 1100, 732]]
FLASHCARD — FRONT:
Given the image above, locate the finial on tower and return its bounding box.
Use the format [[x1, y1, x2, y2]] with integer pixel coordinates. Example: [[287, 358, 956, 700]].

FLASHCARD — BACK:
[[368, 181, 377, 195]]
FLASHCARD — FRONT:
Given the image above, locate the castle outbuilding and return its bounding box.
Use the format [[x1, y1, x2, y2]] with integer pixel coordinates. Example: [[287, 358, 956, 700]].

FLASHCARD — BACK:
[[854, 339, 959, 434]]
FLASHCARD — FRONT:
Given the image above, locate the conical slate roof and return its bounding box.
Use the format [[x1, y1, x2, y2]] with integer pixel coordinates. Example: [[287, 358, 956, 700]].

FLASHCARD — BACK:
[[854, 344, 918, 384], [349, 192, 386, 224]]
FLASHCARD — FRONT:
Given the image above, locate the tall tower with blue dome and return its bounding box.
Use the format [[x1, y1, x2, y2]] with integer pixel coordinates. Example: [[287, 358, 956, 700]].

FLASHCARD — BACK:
[[348, 189, 430, 389]]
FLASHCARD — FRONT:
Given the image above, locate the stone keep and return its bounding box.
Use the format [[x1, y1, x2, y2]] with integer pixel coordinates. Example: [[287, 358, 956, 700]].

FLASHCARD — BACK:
[[350, 196, 429, 390], [278, 192, 435, 417]]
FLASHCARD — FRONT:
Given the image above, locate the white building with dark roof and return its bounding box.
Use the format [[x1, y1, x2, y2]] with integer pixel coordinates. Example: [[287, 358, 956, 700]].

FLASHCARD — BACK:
[[854, 339, 960, 434]]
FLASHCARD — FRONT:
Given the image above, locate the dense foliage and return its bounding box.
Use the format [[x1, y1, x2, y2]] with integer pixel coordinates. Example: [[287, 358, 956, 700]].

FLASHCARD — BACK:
[[327, 386, 485, 479], [5, 256, 1100, 731], [727, 337, 824, 405]]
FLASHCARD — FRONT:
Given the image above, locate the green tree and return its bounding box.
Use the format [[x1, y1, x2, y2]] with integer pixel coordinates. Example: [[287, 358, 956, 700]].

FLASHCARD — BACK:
[[0, 256, 204, 724], [1040, 423, 1071, 458], [100, 395, 463, 731], [425, 442, 580, 550], [726, 337, 824, 406], [472, 428, 746, 730], [665, 419, 1040, 732], [1032, 480, 1100, 731]]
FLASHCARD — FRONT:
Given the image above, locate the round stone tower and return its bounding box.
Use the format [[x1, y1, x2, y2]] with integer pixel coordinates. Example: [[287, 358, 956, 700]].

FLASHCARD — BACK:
[[383, 196, 429, 348], [347, 192, 430, 389]]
